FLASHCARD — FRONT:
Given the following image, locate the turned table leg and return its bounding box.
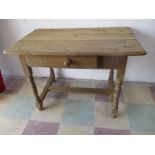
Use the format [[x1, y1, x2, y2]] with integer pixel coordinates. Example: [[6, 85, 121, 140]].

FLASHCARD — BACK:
[[25, 67, 56, 110], [27, 66, 43, 110], [19, 56, 55, 110], [50, 68, 55, 82], [108, 69, 114, 102], [40, 68, 55, 101], [25, 67, 55, 110], [19, 56, 43, 110], [112, 57, 127, 118], [108, 69, 114, 86]]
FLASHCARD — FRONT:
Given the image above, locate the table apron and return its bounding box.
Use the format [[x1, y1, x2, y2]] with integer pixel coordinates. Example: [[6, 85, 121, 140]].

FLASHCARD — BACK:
[[22, 55, 127, 69]]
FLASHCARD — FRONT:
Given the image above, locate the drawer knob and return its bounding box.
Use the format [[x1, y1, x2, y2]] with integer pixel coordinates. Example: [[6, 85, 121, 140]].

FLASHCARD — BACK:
[[64, 59, 72, 67]]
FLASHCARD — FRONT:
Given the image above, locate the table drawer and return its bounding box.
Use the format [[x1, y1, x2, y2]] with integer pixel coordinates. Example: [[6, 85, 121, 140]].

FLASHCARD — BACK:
[[25, 55, 97, 68]]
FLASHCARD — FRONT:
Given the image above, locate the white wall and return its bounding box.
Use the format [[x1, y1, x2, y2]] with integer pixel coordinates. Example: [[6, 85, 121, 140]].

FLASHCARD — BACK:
[[0, 19, 155, 82]]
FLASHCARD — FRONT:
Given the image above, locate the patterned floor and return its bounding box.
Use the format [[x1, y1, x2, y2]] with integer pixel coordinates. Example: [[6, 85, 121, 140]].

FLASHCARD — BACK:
[[0, 76, 155, 135]]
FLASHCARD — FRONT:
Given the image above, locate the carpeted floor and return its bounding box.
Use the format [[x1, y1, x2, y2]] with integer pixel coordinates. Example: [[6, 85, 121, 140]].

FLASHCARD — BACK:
[[0, 76, 155, 135]]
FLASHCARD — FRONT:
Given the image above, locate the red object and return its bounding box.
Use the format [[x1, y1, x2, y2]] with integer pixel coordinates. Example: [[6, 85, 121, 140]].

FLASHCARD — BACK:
[[0, 70, 5, 92]]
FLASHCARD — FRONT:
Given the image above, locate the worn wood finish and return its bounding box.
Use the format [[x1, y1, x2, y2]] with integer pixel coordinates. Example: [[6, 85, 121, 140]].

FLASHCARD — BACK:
[[108, 69, 114, 101], [108, 69, 114, 86], [40, 68, 55, 101], [97, 56, 122, 69], [19, 56, 43, 109], [4, 27, 147, 118], [27, 66, 43, 110], [25, 55, 97, 68], [112, 57, 127, 118], [48, 86, 111, 94], [20, 56, 55, 110], [24, 55, 126, 69], [50, 68, 55, 82], [4, 27, 146, 56]]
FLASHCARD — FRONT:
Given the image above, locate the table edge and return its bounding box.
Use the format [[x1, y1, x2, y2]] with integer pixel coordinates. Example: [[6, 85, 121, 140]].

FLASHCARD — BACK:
[[3, 50, 147, 56]]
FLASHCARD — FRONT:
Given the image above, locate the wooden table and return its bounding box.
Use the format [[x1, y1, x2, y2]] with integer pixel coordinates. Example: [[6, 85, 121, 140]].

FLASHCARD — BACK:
[[4, 27, 146, 118]]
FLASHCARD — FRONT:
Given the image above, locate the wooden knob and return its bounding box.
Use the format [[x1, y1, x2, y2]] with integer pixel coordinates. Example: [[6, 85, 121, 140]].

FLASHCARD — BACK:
[[64, 59, 72, 67]]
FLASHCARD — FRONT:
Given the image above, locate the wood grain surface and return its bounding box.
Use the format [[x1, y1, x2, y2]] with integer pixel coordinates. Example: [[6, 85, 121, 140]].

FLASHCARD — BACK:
[[4, 27, 146, 56]]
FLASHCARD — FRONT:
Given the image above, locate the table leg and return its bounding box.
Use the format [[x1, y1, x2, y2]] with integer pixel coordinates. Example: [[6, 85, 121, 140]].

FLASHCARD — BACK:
[[19, 56, 43, 110], [108, 69, 114, 103], [25, 67, 55, 110], [50, 68, 55, 82], [26, 66, 43, 110], [112, 57, 127, 118], [108, 69, 114, 86], [40, 68, 55, 101], [19, 56, 55, 110]]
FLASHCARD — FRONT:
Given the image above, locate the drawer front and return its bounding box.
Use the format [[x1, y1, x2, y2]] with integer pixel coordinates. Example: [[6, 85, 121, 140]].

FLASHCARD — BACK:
[[25, 56, 97, 68]]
